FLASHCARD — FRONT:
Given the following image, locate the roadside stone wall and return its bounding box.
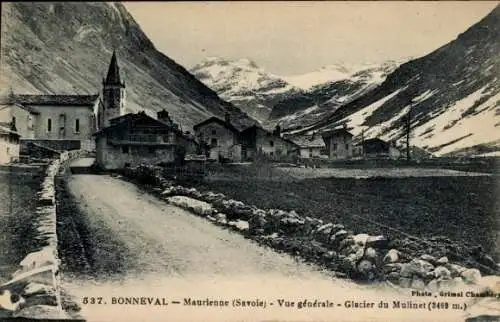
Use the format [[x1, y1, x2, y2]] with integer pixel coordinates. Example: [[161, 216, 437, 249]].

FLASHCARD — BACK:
[[0, 151, 83, 319], [119, 165, 500, 293]]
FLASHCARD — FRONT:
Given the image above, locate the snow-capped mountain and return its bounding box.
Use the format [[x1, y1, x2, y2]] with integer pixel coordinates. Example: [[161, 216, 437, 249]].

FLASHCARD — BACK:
[[190, 57, 401, 126], [190, 57, 301, 122], [1, 2, 258, 131], [288, 5, 500, 157], [284, 61, 404, 91], [268, 61, 403, 129]]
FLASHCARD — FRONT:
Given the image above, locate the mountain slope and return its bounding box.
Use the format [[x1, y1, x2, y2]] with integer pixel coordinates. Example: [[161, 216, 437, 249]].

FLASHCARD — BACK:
[[190, 57, 301, 123], [289, 5, 500, 157], [0, 2, 257, 131]]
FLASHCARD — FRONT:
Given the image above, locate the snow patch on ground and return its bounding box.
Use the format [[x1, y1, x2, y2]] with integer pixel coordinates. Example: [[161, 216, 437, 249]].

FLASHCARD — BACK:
[[412, 86, 500, 155], [343, 87, 408, 136]]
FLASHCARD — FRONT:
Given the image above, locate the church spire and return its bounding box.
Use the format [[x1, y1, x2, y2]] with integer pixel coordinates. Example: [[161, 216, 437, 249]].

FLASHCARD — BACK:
[[104, 50, 123, 86]]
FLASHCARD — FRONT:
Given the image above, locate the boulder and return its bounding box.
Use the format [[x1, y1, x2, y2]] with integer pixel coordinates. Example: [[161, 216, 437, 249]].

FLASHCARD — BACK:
[[352, 234, 370, 247], [448, 264, 466, 277], [386, 272, 401, 284], [433, 266, 451, 279], [22, 283, 55, 297], [400, 259, 434, 278], [411, 277, 426, 290], [399, 277, 412, 288], [383, 263, 403, 274], [366, 235, 389, 249], [383, 249, 400, 264], [461, 269, 482, 285], [314, 224, 335, 244], [13, 305, 68, 319], [215, 213, 227, 224], [340, 254, 358, 274], [436, 256, 449, 265], [357, 260, 376, 281], [338, 237, 355, 252], [426, 279, 439, 292], [364, 247, 378, 262], [420, 254, 437, 265], [331, 224, 345, 235], [332, 229, 349, 243]]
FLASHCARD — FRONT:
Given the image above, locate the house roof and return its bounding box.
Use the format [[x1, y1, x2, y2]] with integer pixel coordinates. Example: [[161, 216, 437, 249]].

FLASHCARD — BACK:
[[193, 116, 240, 134], [363, 138, 388, 145], [0, 124, 20, 137], [0, 102, 40, 115], [287, 135, 325, 148], [320, 128, 353, 138], [242, 125, 300, 148], [7, 94, 99, 107], [94, 112, 199, 144]]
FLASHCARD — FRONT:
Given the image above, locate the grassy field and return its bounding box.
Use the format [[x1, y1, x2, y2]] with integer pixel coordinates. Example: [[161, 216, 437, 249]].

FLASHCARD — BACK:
[[0, 170, 43, 283], [185, 164, 500, 261]]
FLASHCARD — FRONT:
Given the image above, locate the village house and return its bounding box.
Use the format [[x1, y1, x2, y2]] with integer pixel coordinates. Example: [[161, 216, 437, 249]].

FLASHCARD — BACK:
[[193, 114, 242, 162], [285, 133, 326, 159], [0, 92, 98, 152], [94, 111, 200, 170], [0, 122, 20, 164], [240, 125, 299, 161], [358, 138, 401, 160], [321, 127, 354, 160]]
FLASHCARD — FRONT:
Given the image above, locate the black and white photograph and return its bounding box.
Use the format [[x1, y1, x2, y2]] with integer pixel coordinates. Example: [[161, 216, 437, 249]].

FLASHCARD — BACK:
[[0, 1, 499, 321]]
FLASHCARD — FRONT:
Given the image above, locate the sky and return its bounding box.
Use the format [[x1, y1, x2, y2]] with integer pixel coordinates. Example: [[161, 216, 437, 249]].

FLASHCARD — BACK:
[[124, 1, 498, 76]]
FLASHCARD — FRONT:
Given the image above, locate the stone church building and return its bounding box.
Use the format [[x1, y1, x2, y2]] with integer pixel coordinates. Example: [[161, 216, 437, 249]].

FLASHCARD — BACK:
[[0, 51, 132, 155]]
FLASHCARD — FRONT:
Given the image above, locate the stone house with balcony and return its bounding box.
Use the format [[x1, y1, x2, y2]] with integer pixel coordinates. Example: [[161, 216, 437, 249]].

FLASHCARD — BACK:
[[193, 114, 242, 162], [285, 133, 326, 159], [239, 125, 299, 161], [94, 111, 200, 170], [321, 127, 354, 160]]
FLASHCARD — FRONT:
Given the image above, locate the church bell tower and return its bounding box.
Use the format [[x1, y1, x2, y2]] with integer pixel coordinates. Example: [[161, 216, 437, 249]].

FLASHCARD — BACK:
[[101, 51, 125, 128]]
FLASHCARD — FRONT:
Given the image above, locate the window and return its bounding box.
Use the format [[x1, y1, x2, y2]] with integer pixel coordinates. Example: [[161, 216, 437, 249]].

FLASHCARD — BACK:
[[345, 143, 349, 150], [333, 143, 337, 151], [122, 146, 129, 154], [47, 118, 52, 132], [211, 138, 218, 146], [75, 119, 80, 133], [211, 129, 216, 135], [148, 147, 155, 154], [11, 117, 15, 126], [270, 151, 274, 156], [270, 140, 274, 147]]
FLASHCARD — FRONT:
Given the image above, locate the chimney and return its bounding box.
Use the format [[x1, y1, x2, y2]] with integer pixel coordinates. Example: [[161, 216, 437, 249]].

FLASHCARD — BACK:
[[274, 124, 281, 137], [157, 109, 173, 126], [224, 112, 231, 124]]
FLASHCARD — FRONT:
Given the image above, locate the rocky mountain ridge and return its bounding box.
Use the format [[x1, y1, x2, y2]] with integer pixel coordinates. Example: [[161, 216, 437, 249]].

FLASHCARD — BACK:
[[0, 2, 257, 131]]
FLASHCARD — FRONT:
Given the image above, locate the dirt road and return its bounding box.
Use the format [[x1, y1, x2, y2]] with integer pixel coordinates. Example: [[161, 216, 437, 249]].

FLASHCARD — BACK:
[[60, 173, 470, 322]]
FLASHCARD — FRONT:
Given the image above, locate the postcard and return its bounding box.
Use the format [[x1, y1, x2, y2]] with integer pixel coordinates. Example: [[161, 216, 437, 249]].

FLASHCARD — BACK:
[[0, 1, 499, 321]]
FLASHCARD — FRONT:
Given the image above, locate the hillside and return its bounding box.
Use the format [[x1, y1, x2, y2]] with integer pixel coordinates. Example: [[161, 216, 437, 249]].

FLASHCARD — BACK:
[[0, 2, 257, 131], [288, 5, 500, 157]]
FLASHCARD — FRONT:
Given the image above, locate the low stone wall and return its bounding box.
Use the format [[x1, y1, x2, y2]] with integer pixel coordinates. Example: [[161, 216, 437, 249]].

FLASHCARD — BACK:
[[0, 151, 84, 319], [118, 165, 500, 294]]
